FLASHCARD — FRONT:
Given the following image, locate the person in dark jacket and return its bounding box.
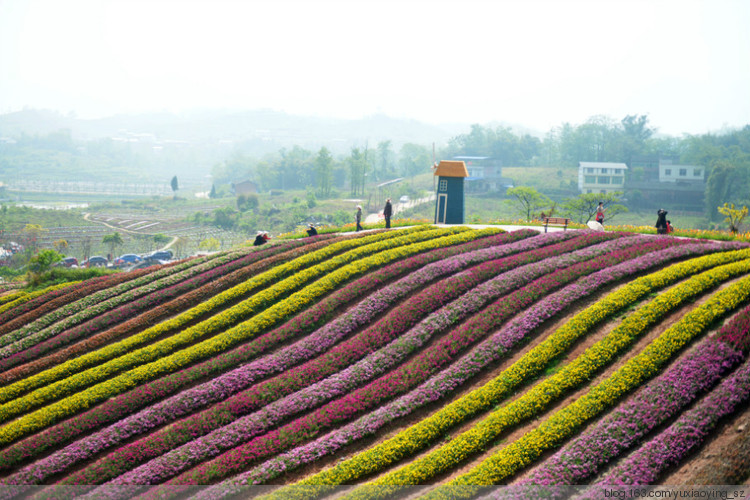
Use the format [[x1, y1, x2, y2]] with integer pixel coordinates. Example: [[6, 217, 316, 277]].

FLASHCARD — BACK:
[[355, 205, 363, 231], [383, 198, 393, 228], [253, 231, 270, 246], [655, 209, 669, 235], [306, 224, 318, 237]]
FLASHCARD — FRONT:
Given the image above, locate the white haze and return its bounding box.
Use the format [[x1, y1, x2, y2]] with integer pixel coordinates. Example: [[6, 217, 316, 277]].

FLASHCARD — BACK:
[[1, 0, 748, 136]]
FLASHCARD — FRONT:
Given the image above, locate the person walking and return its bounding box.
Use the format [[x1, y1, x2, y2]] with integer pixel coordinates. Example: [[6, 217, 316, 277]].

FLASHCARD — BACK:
[[383, 198, 393, 229], [355, 205, 363, 232]]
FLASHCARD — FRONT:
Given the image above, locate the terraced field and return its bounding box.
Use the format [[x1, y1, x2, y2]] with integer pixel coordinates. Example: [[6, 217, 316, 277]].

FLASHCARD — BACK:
[[1, 226, 749, 500]]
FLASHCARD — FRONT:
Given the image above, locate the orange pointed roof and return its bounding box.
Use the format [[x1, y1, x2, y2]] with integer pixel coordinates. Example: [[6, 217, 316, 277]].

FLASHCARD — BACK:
[[433, 160, 468, 177]]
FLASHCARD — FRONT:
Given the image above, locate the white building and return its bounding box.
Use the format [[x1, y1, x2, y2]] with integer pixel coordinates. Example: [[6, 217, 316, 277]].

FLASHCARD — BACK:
[[578, 162, 628, 194], [658, 160, 705, 182]]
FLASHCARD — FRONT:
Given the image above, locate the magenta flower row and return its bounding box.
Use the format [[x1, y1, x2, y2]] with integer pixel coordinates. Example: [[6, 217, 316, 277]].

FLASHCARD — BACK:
[[108, 238, 676, 494], [59, 231, 589, 489], [0, 242, 278, 361], [197, 239, 737, 494], [97, 235, 634, 492], [0, 241, 310, 372], [2, 231, 531, 486]]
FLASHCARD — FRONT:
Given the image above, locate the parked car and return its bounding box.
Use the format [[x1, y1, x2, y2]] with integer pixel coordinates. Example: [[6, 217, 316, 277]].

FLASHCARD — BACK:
[[81, 256, 109, 268], [144, 249, 173, 262], [113, 254, 142, 267], [399, 195, 410, 203], [54, 256, 79, 268]]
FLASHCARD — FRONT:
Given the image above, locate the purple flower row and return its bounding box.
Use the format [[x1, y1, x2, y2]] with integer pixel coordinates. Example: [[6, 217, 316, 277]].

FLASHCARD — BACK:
[[516, 339, 744, 488], [93, 234, 628, 490], [2, 231, 530, 487], [57, 231, 586, 489], [196, 239, 735, 494], [585, 354, 750, 489], [157, 236, 669, 489], [0, 248, 241, 353], [0, 241, 312, 373], [0, 244, 264, 361]]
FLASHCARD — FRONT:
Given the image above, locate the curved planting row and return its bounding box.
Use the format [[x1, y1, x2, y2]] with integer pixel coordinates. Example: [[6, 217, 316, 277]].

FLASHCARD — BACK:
[[0, 228, 517, 479], [0, 237, 340, 384], [502, 324, 749, 497], [196, 238, 708, 495], [370, 258, 750, 496], [0, 290, 27, 307], [0, 255, 218, 352], [1, 227, 749, 498], [450, 269, 750, 485], [581, 345, 750, 490], [263, 246, 750, 500], [0, 228, 410, 406], [0, 239, 336, 373], [44, 229, 569, 488], [74, 233, 630, 497], [2, 226, 511, 487], [0, 281, 79, 326], [0, 226, 469, 444]]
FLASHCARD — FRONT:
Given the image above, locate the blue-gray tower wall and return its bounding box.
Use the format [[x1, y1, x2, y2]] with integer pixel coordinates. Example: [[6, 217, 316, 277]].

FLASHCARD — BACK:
[[434, 176, 465, 224]]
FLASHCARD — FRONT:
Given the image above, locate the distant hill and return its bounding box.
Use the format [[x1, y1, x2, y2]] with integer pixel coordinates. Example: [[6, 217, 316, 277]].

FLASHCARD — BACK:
[[0, 108, 475, 154]]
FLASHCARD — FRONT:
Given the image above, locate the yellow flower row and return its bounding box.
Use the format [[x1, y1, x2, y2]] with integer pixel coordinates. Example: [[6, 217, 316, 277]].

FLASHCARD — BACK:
[[0, 226, 437, 413], [376, 255, 750, 491], [0, 290, 27, 307], [0, 282, 77, 316], [0, 228, 427, 405], [450, 269, 750, 489], [0, 226, 497, 446], [286, 248, 750, 498]]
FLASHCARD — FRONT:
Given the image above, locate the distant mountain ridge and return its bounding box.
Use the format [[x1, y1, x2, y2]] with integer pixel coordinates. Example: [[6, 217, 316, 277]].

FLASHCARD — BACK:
[[0, 108, 481, 154]]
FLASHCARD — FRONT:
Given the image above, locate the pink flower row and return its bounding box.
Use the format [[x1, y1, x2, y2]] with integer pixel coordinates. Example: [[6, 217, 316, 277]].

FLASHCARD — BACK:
[[195, 239, 735, 495], [2, 231, 529, 487]]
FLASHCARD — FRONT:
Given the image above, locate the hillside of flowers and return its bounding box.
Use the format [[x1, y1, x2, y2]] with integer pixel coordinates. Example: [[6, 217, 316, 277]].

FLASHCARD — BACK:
[[1, 225, 749, 500]]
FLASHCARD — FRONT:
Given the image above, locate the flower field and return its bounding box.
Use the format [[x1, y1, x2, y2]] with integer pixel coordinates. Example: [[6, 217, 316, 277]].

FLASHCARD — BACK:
[[1, 226, 749, 499]]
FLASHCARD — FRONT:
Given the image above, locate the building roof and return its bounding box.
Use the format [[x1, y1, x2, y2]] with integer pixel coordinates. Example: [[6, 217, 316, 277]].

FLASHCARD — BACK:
[[579, 161, 628, 170], [434, 160, 468, 178]]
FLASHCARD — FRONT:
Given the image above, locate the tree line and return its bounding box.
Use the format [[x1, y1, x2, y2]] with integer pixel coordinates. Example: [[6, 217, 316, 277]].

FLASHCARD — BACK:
[[210, 115, 748, 221]]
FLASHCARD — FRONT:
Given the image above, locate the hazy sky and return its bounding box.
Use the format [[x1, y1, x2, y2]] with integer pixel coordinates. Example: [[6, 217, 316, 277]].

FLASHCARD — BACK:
[[1, 0, 748, 136]]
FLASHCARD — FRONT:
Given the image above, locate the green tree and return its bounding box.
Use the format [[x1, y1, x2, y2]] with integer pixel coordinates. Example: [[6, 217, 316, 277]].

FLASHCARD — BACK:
[[52, 239, 69, 254], [28, 249, 63, 273], [170, 175, 179, 199], [102, 232, 124, 259], [717, 203, 748, 234], [705, 161, 741, 221], [561, 191, 628, 224], [505, 186, 552, 222], [198, 237, 221, 252], [348, 147, 369, 197], [209, 184, 217, 199], [314, 147, 334, 198], [22, 224, 47, 254]]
